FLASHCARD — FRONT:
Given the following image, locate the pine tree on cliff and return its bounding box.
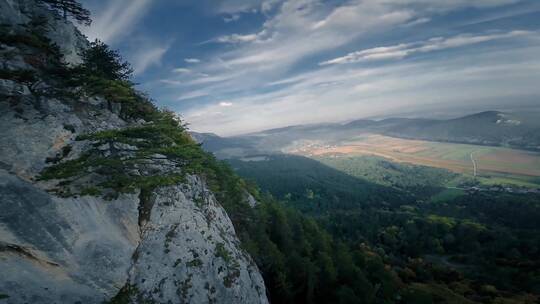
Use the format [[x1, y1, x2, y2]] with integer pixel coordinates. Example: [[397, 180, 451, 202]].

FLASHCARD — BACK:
[[40, 0, 92, 26], [81, 40, 133, 81]]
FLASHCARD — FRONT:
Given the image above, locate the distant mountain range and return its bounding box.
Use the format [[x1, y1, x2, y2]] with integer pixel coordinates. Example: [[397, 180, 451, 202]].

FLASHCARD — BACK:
[[380, 111, 540, 149], [192, 111, 540, 158]]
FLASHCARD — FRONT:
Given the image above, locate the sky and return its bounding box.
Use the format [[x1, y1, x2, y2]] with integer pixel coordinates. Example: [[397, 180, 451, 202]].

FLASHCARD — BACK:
[[79, 0, 540, 136]]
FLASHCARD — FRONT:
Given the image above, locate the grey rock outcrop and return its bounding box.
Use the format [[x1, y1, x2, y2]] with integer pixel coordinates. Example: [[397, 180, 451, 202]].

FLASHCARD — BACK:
[[0, 0, 268, 303], [126, 177, 266, 303], [0, 170, 140, 304], [0, 0, 87, 64]]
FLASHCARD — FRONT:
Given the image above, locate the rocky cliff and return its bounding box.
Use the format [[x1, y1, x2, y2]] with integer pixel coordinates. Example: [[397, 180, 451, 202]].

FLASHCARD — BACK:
[[0, 0, 268, 303]]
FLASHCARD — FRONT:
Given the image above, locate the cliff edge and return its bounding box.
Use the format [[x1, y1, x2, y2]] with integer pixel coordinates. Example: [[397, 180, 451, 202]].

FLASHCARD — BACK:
[[0, 0, 268, 303]]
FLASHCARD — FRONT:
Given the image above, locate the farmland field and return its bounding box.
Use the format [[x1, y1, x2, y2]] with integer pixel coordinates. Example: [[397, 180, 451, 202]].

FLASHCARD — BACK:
[[287, 134, 540, 187]]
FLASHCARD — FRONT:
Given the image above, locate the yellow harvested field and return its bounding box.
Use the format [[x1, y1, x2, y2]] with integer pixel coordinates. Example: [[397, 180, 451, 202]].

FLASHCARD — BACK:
[[289, 134, 540, 177]]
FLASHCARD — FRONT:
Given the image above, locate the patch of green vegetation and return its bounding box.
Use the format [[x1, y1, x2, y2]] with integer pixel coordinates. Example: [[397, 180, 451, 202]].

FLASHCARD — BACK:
[[460, 219, 487, 231], [101, 174, 186, 195], [39, 143, 188, 196], [0, 16, 61, 56], [77, 116, 192, 150], [228, 154, 409, 214], [0, 69, 37, 84], [80, 186, 102, 196], [316, 154, 486, 204], [426, 215, 457, 229], [476, 173, 540, 188], [186, 258, 203, 268], [430, 188, 465, 203], [105, 284, 156, 304], [0, 294, 9, 300], [78, 76, 158, 121], [39, 110, 205, 197], [214, 242, 231, 263], [402, 283, 476, 304], [445, 174, 476, 188], [39, 154, 90, 180], [105, 285, 136, 304], [193, 195, 205, 208], [316, 155, 457, 193]]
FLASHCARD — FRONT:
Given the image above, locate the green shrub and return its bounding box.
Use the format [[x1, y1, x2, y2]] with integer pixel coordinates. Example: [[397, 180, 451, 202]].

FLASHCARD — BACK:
[[0, 69, 37, 84], [186, 258, 203, 268], [80, 187, 101, 196], [80, 40, 132, 81], [215, 243, 231, 263], [40, 109, 202, 197], [39, 154, 90, 180]]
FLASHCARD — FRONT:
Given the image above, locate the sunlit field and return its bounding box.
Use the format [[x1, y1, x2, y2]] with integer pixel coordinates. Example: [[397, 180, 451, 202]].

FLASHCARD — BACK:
[[289, 134, 540, 187]]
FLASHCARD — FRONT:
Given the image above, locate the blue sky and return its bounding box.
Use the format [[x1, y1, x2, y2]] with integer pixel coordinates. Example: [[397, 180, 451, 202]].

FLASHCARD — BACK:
[[79, 0, 540, 135]]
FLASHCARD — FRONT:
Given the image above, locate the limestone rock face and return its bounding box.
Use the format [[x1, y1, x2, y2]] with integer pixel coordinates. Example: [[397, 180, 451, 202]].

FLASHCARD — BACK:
[[0, 169, 268, 304], [0, 0, 268, 303], [0, 0, 88, 64], [0, 170, 140, 304], [0, 95, 126, 180], [127, 177, 267, 304]]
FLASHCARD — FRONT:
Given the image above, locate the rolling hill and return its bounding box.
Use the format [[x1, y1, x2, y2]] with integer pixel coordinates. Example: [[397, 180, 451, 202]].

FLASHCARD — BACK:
[[228, 154, 410, 213], [192, 111, 540, 158], [382, 111, 540, 150]]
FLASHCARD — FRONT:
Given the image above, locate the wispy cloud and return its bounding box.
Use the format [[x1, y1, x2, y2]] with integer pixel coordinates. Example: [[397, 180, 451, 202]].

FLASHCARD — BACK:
[[177, 90, 210, 101], [402, 17, 431, 27], [82, 0, 152, 43], [131, 44, 171, 75], [190, 0, 418, 90], [185, 58, 201, 63], [173, 68, 191, 73], [216, 33, 260, 43], [137, 0, 536, 135], [320, 30, 532, 65], [215, 0, 280, 14], [184, 44, 540, 135]]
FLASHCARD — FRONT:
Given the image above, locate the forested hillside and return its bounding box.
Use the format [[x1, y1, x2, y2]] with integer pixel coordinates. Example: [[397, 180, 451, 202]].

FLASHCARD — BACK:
[[226, 155, 540, 303], [315, 155, 457, 197], [229, 154, 410, 213]]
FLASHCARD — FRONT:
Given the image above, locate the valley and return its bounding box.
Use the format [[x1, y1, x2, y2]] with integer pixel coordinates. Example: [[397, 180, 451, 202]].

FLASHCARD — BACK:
[[196, 115, 540, 302], [286, 134, 540, 188], [196, 110, 540, 189]]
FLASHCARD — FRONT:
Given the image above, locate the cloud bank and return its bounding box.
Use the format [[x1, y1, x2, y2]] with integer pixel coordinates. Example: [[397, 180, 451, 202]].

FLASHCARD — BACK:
[[320, 30, 532, 65], [85, 0, 538, 135]]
